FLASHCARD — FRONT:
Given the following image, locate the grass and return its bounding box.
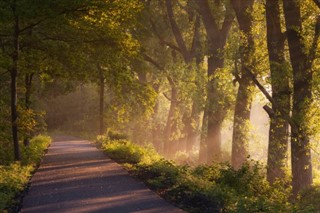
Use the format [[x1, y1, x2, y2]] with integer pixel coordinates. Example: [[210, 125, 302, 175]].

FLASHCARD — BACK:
[[0, 135, 51, 212], [97, 137, 320, 213]]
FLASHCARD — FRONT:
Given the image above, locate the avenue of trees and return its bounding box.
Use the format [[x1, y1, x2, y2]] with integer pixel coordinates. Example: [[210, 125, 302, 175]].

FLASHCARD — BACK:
[[1, 0, 320, 199]]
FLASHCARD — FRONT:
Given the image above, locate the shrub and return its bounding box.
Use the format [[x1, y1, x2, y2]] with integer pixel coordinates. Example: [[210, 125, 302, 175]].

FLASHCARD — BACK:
[[137, 159, 181, 191], [98, 137, 319, 213], [102, 139, 144, 164], [0, 135, 51, 212], [0, 164, 32, 211], [107, 130, 128, 140], [295, 185, 320, 212], [21, 135, 51, 165]]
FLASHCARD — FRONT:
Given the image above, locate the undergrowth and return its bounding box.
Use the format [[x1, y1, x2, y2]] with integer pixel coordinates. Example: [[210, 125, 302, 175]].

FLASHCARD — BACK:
[[97, 137, 320, 213], [0, 135, 51, 212]]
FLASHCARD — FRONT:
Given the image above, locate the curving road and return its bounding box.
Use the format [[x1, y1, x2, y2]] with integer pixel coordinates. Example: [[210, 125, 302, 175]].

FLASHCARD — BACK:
[[21, 136, 183, 213]]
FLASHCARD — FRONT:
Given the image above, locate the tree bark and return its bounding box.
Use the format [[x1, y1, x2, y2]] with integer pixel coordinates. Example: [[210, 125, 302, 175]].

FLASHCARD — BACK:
[[185, 103, 200, 152], [163, 77, 178, 158], [185, 15, 202, 153], [23, 73, 34, 146], [152, 96, 161, 151], [283, 0, 314, 196], [98, 66, 105, 135], [199, 103, 208, 164], [11, 3, 20, 161], [206, 56, 225, 163], [166, 0, 202, 154], [265, 0, 290, 183], [165, 0, 192, 63], [231, 0, 255, 169], [196, 0, 234, 163]]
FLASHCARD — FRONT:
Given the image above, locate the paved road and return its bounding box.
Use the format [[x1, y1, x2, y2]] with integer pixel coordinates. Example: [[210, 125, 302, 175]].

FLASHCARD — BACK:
[[21, 136, 183, 213]]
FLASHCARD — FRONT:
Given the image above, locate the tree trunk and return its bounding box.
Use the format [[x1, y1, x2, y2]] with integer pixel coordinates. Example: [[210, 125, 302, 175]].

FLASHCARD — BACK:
[[11, 5, 20, 161], [206, 56, 225, 163], [196, 0, 234, 164], [186, 103, 200, 152], [231, 0, 255, 169], [231, 74, 253, 169], [166, 0, 202, 154], [199, 104, 208, 164], [98, 66, 105, 135], [266, 0, 290, 183], [186, 15, 202, 153], [163, 81, 178, 158], [283, 0, 313, 196], [152, 98, 161, 151], [23, 73, 34, 146]]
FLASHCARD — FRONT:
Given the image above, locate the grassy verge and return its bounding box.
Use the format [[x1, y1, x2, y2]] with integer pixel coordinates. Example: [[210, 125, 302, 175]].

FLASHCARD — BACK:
[[0, 135, 51, 212], [96, 137, 320, 213]]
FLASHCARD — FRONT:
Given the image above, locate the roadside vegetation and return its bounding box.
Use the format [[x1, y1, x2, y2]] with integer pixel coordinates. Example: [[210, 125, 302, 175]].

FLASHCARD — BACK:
[[97, 134, 320, 213], [0, 135, 51, 212]]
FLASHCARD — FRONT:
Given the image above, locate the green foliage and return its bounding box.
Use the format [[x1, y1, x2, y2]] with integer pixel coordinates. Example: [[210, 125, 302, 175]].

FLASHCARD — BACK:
[[0, 164, 33, 212], [107, 130, 128, 140], [295, 185, 320, 212], [0, 135, 51, 212], [138, 159, 181, 191], [101, 139, 146, 164], [98, 137, 310, 213], [21, 135, 51, 165], [17, 107, 47, 140]]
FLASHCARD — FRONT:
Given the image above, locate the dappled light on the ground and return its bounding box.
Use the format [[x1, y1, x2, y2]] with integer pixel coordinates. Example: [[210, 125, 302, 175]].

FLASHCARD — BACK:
[[21, 137, 183, 213]]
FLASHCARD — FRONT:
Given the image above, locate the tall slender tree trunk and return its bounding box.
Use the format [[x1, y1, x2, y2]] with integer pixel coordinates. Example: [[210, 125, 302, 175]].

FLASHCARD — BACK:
[[283, 0, 315, 196], [231, 0, 255, 169], [199, 104, 208, 164], [163, 80, 178, 158], [11, 4, 20, 161], [185, 103, 200, 152], [266, 0, 290, 183], [23, 73, 34, 146], [166, 0, 202, 154], [152, 98, 161, 151], [98, 66, 105, 135], [206, 56, 225, 163], [186, 15, 202, 153]]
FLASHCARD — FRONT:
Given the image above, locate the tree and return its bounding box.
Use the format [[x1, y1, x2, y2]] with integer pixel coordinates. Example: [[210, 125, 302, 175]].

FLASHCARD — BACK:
[[283, 0, 320, 196], [231, 0, 255, 169], [139, 0, 205, 157], [165, 0, 203, 154], [196, 0, 234, 163], [265, 0, 290, 184]]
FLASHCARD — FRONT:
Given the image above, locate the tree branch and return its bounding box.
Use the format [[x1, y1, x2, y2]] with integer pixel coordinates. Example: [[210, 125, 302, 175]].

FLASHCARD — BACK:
[[220, 5, 235, 41], [195, 0, 219, 38], [313, 0, 320, 9], [1, 70, 10, 76], [149, 18, 181, 53], [166, 0, 191, 62], [190, 15, 201, 58], [263, 105, 275, 118], [248, 71, 298, 132], [19, 6, 89, 34], [143, 53, 165, 71], [162, 91, 179, 103], [308, 15, 320, 70]]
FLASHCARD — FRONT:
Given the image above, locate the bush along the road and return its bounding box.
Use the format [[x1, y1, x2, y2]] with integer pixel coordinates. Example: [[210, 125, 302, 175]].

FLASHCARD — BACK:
[[97, 137, 320, 213], [0, 135, 51, 212]]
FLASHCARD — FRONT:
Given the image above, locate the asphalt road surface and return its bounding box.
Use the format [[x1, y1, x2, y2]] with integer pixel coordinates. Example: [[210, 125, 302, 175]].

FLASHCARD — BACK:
[[21, 136, 184, 213]]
